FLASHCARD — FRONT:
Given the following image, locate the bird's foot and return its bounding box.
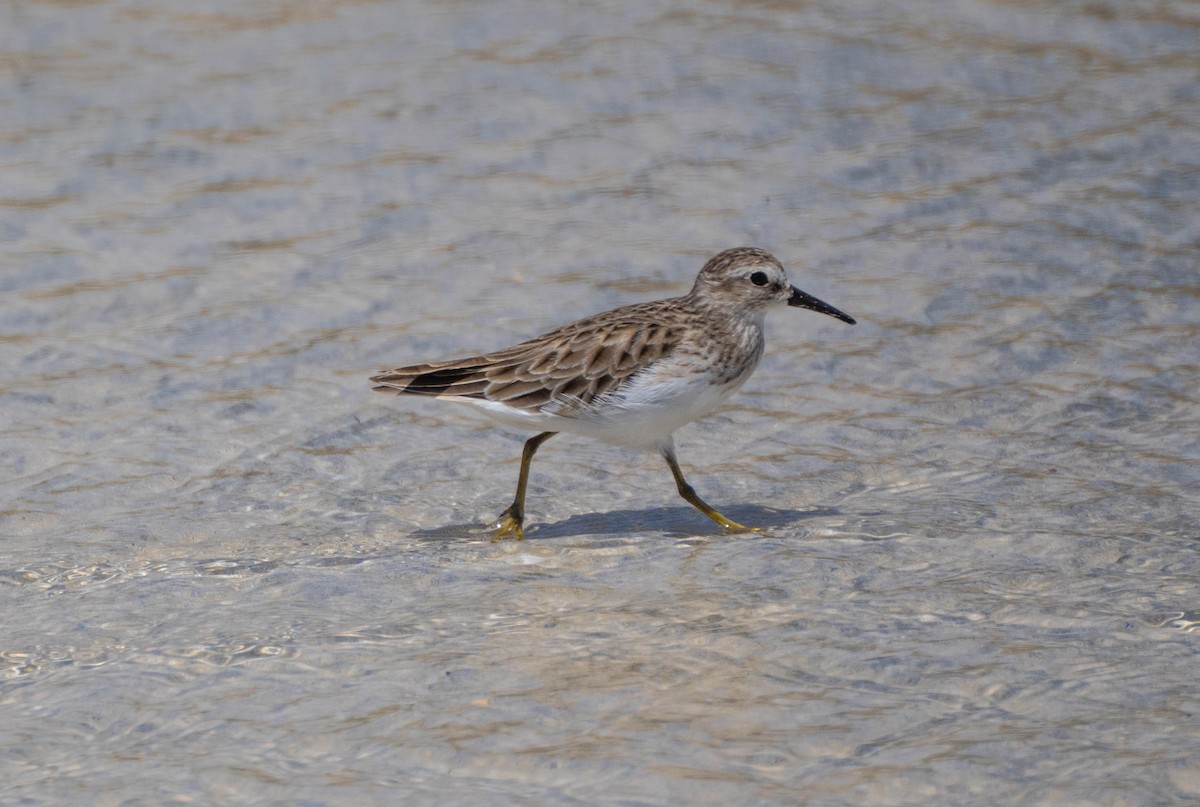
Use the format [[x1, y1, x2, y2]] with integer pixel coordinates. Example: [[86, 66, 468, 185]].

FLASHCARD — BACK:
[[715, 516, 762, 534], [491, 506, 525, 541]]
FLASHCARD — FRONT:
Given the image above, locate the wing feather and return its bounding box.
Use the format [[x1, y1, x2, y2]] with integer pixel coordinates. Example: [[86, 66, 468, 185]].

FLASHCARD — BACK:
[[370, 299, 689, 418]]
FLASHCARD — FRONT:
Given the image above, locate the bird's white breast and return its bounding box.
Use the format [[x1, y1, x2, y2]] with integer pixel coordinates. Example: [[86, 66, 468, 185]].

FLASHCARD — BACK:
[[462, 352, 756, 451]]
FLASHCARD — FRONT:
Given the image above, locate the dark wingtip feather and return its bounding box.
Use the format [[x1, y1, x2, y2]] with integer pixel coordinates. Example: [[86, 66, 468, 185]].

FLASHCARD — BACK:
[[405, 368, 465, 396], [370, 365, 490, 398]]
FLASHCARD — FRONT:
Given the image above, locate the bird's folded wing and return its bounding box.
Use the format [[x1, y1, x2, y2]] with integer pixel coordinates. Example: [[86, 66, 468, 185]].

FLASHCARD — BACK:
[[371, 303, 685, 416]]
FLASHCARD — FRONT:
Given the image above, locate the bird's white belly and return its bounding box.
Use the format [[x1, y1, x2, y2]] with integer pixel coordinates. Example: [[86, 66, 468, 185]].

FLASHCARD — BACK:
[[466, 360, 754, 450]]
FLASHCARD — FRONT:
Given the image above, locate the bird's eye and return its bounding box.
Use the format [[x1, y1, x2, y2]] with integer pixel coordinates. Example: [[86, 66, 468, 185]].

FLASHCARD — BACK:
[[749, 271, 769, 286]]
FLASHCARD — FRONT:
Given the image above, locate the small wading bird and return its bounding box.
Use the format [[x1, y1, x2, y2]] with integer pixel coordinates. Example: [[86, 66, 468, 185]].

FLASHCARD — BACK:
[[371, 247, 855, 540]]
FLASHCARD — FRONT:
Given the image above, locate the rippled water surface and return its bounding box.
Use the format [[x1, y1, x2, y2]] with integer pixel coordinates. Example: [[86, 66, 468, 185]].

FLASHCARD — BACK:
[[3, 1, 1199, 804]]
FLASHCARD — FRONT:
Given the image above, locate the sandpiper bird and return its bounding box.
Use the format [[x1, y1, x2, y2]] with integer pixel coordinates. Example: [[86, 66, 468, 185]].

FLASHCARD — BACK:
[[371, 247, 855, 540]]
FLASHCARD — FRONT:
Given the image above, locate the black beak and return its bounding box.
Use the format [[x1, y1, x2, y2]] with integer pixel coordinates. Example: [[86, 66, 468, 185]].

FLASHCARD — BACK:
[[788, 286, 856, 325]]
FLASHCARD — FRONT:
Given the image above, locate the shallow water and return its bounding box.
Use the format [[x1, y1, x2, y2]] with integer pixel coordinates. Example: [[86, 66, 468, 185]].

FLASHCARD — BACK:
[[3, 0, 1199, 804]]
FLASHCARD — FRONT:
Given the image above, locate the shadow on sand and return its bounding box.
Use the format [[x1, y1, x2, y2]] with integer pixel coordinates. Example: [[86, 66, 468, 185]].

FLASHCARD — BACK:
[[410, 504, 842, 543]]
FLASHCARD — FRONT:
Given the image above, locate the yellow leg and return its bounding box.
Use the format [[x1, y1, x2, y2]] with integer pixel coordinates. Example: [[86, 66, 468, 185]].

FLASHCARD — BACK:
[[662, 446, 760, 533], [492, 431, 557, 541]]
